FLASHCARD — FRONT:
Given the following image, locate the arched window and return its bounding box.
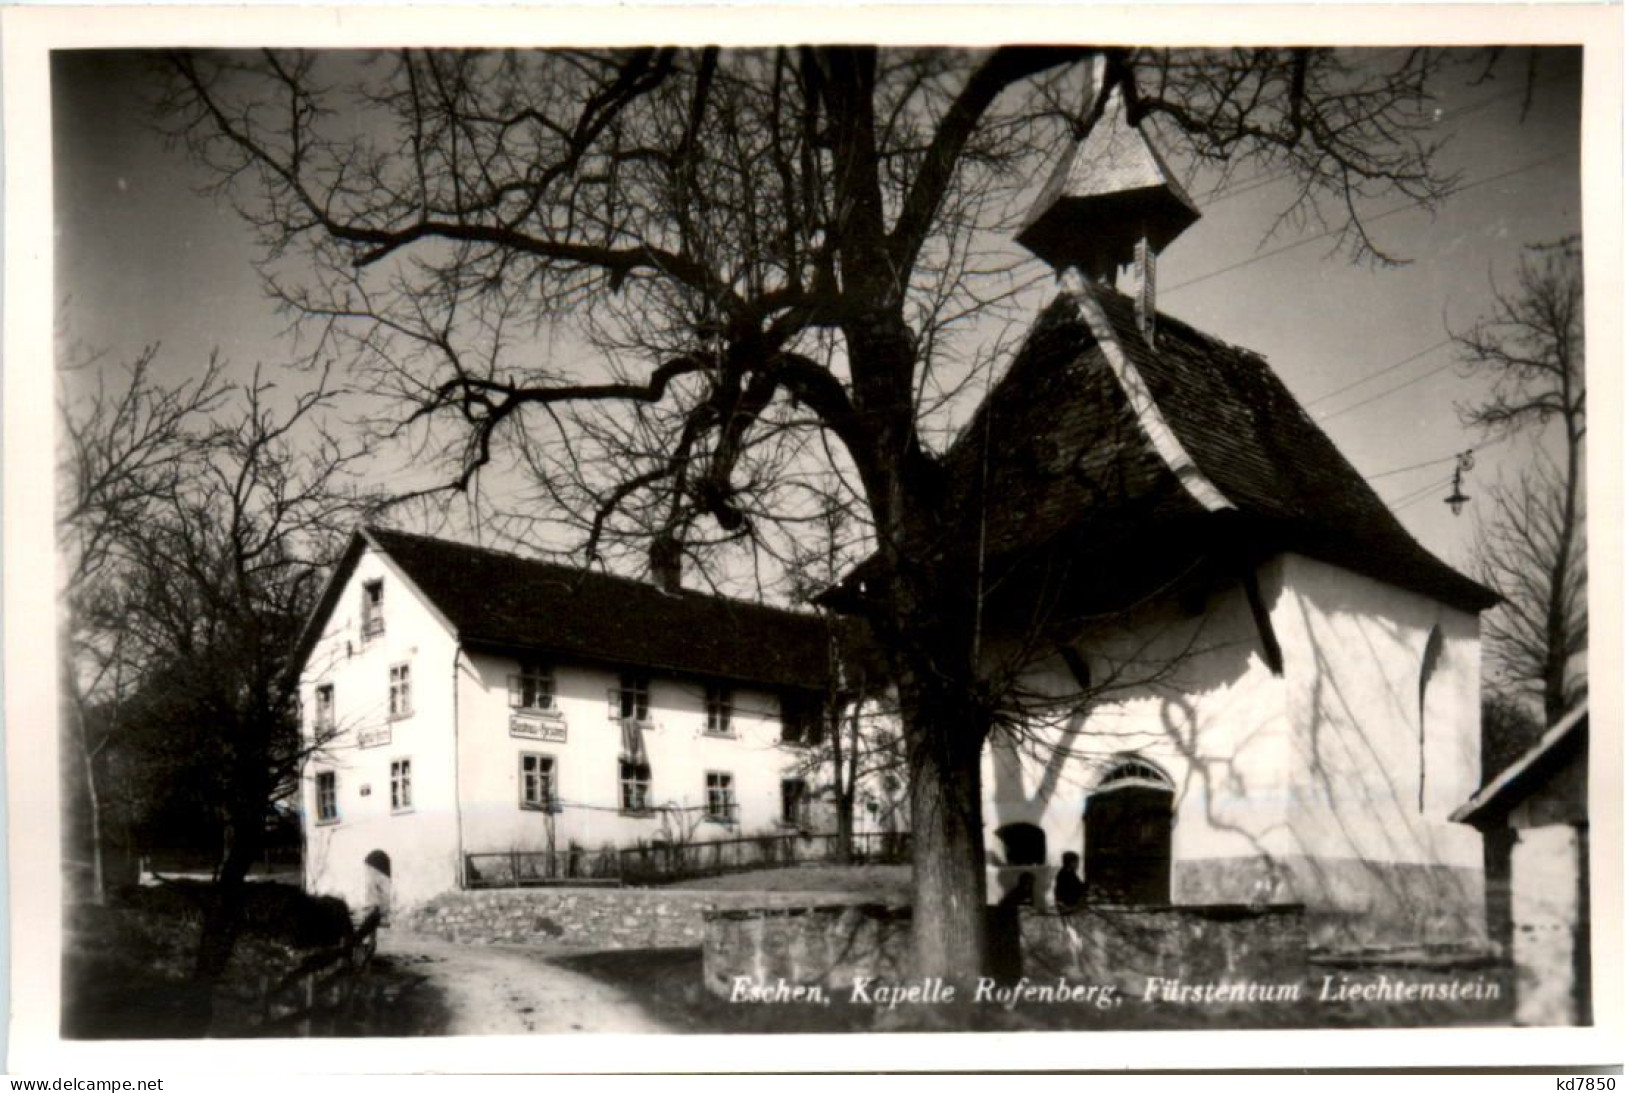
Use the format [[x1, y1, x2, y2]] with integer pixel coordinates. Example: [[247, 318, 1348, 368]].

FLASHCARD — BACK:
[[1095, 758, 1173, 792], [995, 823, 1048, 867], [1418, 625, 1445, 812]]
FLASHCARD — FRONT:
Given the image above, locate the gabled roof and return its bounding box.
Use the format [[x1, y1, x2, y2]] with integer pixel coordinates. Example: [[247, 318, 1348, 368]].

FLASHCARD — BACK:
[[297, 527, 833, 691], [1450, 702, 1589, 827], [942, 284, 1498, 615]]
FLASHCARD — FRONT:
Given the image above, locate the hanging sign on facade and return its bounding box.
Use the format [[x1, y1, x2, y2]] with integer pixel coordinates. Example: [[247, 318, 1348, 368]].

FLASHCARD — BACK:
[[510, 713, 567, 743]]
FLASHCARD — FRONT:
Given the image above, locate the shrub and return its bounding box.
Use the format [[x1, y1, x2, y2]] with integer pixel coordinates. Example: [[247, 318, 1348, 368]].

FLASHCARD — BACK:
[[109, 880, 352, 949]]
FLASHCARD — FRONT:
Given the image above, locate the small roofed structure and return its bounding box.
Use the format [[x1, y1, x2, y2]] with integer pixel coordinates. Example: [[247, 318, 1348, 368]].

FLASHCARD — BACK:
[[1452, 702, 1590, 1025], [1016, 85, 1200, 280]]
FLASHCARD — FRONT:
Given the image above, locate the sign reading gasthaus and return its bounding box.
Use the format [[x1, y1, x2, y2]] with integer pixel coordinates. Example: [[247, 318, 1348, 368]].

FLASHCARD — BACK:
[[510, 713, 567, 743]]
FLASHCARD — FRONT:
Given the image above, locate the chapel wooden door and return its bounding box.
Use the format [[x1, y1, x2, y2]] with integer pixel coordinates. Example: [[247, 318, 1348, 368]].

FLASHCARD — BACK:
[[1084, 784, 1172, 905]]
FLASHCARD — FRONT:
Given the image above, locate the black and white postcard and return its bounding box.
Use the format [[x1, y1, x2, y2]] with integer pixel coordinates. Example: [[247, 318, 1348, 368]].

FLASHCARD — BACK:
[[5, 3, 1621, 1075]]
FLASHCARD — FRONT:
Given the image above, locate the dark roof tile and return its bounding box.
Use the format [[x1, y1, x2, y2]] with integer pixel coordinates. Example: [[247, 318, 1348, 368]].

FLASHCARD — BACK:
[[946, 287, 1497, 615], [361, 528, 832, 691]]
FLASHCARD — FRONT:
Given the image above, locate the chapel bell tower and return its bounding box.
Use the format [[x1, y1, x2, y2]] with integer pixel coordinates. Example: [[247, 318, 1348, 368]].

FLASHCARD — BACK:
[[1015, 81, 1200, 344]]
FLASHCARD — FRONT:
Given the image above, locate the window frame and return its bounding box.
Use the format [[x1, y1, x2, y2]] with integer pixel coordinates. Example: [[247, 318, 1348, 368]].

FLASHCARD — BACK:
[[780, 776, 810, 828], [618, 758, 653, 814], [704, 684, 734, 737], [704, 770, 737, 825], [389, 662, 413, 721], [361, 578, 385, 639], [315, 770, 338, 824], [313, 683, 336, 733], [519, 752, 560, 812], [390, 757, 413, 813], [779, 691, 825, 748], [509, 661, 558, 713], [611, 673, 652, 724]]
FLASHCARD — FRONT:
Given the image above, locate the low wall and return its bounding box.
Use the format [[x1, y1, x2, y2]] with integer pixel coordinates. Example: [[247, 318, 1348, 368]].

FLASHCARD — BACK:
[[702, 900, 1306, 999], [703, 904, 912, 998], [402, 887, 862, 950], [1176, 856, 1486, 951], [1020, 904, 1307, 998]]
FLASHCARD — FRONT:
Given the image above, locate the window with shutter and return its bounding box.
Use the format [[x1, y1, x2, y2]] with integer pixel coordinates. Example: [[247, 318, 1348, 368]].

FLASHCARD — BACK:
[[610, 674, 650, 722], [510, 662, 556, 711]]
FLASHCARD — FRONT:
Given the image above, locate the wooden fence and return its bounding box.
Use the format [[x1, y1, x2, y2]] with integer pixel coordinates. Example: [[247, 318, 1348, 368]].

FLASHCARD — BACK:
[[255, 908, 382, 1036], [463, 831, 911, 889], [621, 831, 911, 884]]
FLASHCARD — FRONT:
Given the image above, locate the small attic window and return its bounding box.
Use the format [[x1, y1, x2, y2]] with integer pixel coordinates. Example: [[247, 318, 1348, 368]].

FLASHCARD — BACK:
[[362, 579, 385, 639]]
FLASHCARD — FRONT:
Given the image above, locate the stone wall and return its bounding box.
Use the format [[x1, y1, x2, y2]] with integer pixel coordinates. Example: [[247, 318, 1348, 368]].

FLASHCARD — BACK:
[[402, 887, 862, 949], [1020, 903, 1307, 998], [701, 900, 1307, 999], [702, 904, 911, 998]]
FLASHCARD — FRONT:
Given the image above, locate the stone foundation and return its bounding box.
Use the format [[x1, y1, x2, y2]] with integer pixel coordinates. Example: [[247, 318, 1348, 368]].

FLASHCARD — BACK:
[[702, 904, 912, 998], [1020, 904, 1307, 999], [701, 899, 1308, 999], [1174, 856, 1485, 951], [403, 887, 862, 949]]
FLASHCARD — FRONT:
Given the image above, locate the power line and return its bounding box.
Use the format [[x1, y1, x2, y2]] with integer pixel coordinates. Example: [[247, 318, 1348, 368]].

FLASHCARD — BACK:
[[1315, 356, 1460, 422], [1366, 452, 1460, 481], [1364, 432, 1508, 483], [1163, 149, 1577, 297], [1194, 72, 1580, 211], [1388, 472, 1456, 512], [1304, 338, 1454, 408]]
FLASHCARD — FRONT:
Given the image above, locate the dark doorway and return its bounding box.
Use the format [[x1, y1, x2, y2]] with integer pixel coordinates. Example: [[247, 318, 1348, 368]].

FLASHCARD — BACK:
[[1083, 766, 1173, 905], [364, 849, 393, 921], [994, 822, 1048, 867]]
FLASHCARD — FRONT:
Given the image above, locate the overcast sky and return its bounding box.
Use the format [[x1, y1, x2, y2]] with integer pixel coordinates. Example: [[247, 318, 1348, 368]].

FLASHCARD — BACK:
[[53, 46, 1584, 585]]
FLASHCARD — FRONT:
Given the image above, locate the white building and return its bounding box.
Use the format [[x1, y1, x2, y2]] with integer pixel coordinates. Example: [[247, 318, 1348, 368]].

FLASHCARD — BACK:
[[294, 527, 837, 914], [950, 88, 1497, 949]]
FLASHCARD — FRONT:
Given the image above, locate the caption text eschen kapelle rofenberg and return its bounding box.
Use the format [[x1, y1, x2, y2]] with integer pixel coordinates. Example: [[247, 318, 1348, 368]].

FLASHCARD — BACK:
[[728, 974, 1502, 1010]]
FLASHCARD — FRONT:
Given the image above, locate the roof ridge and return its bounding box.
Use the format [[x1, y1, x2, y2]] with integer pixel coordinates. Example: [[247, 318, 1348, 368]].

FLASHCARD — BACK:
[[363, 524, 822, 620]]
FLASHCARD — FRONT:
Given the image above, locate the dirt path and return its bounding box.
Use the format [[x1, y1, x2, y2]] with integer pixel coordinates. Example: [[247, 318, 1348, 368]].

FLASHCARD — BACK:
[[377, 929, 678, 1035]]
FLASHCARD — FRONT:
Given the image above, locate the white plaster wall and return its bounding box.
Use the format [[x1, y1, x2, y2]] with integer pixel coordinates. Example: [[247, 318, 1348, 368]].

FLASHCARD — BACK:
[[983, 550, 1488, 940], [983, 559, 1294, 901], [300, 545, 461, 912], [1274, 553, 1482, 873], [1511, 824, 1584, 1025], [457, 649, 816, 856]]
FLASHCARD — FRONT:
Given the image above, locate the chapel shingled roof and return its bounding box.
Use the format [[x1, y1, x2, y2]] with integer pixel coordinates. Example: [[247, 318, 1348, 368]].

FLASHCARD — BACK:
[[303, 527, 833, 691], [945, 285, 1498, 615]]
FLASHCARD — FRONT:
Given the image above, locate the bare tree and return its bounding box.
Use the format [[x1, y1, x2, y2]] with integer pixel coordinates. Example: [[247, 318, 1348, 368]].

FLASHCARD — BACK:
[[166, 45, 1467, 982], [58, 346, 229, 902], [61, 357, 372, 1027], [1456, 237, 1585, 724]]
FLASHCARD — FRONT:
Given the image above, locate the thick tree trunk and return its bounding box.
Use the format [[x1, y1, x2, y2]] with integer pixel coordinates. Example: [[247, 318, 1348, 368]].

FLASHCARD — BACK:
[[182, 807, 262, 1033], [835, 789, 855, 865], [830, 705, 852, 864], [902, 683, 990, 989]]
